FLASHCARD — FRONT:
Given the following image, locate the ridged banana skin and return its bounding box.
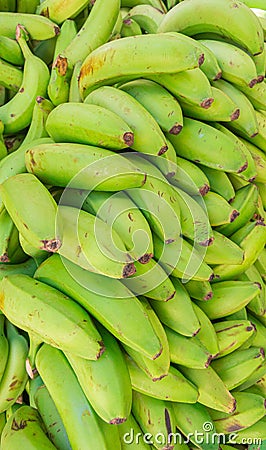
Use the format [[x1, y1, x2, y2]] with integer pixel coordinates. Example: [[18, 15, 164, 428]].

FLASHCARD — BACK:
[[171, 156, 210, 197], [65, 322, 132, 424], [118, 413, 150, 450], [126, 355, 198, 403], [200, 39, 258, 88], [167, 117, 247, 173], [203, 230, 244, 266], [1, 405, 57, 450], [194, 281, 261, 319], [31, 380, 72, 450], [25, 143, 146, 192], [179, 365, 236, 414], [79, 33, 204, 98], [36, 344, 109, 450], [36, 0, 90, 24], [34, 254, 162, 360], [132, 391, 177, 450], [0, 13, 60, 40], [0, 316, 8, 385], [0, 258, 37, 281], [120, 78, 183, 134], [0, 321, 28, 414], [214, 320, 256, 358], [157, 0, 264, 56], [150, 68, 213, 109], [209, 392, 266, 434], [0, 26, 50, 135], [0, 274, 104, 360], [85, 86, 168, 155], [253, 43, 266, 82], [0, 58, 23, 92], [46, 102, 134, 150], [192, 303, 219, 357], [0, 173, 60, 253], [212, 346, 265, 390], [125, 4, 164, 33], [172, 402, 218, 449], [151, 276, 200, 337]]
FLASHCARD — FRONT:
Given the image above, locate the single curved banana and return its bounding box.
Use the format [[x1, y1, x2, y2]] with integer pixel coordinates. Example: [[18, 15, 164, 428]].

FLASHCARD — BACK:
[[241, 265, 266, 317], [0, 36, 24, 66], [35, 344, 109, 450], [120, 78, 183, 135], [30, 377, 72, 450], [66, 322, 132, 424], [239, 138, 266, 184], [236, 80, 266, 110], [184, 279, 213, 301], [124, 4, 164, 33], [202, 191, 239, 227], [0, 274, 105, 360], [79, 33, 204, 98], [192, 303, 219, 357], [252, 43, 266, 82], [204, 230, 244, 265], [0, 208, 26, 264], [121, 17, 142, 37], [0, 58, 23, 92], [64, 0, 120, 67], [0, 25, 50, 135], [245, 110, 266, 152], [0, 321, 28, 414], [214, 320, 256, 358], [68, 60, 82, 103], [179, 365, 236, 414], [21, 97, 54, 147], [194, 281, 261, 319], [198, 165, 235, 202], [36, 0, 90, 24], [1, 405, 57, 450], [170, 156, 210, 196], [228, 416, 266, 443], [0, 12, 60, 40], [244, 314, 266, 351], [167, 117, 247, 173], [19, 233, 49, 268], [151, 276, 200, 337], [157, 0, 264, 56], [85, 86, 168, 155], [34, 254, 162, 360]]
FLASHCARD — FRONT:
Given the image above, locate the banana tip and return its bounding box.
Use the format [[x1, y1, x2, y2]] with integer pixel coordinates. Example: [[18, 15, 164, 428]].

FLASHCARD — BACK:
[[204, 291, 213, 301], [199, 236, 214, 247], [257, 75, 265, 83], [199, 184, 210, 196], [230, 210, 240, 223], [158, 145, 168, 156], [138, 253, 153, 264], [122, 263, 136, 278], [0, 253, 9, 263], [198, 54, 205, 66], [237, 161, 248, 173], [41, 238, 62, 253], [109, 418, 127, 425], [205, 354, 213, 367], [97, 341, 106, 359], [248, 78, 258, 88], [169, 124, 183, 135], [200, 98, 214, 109], [123, 131, 134, 147], [230, 109, 240, 121]]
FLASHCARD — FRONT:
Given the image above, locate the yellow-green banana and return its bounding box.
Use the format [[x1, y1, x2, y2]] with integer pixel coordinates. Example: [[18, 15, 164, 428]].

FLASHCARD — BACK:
[[0, 58, 23, 92], [227, 416, 266, 443], [171, 156, 210, 197], [68, 60, 82, 103], [214, 320, 256, 358], [203, 230, 244, 265], [0, 316, 8, 385], [192, 303, 220, 357], [0, 208, 27, 264], [124, 4, 164, 33], [198, 165, 235, 202], [202, 191, 239, 227], [36, 0, 90, 24], [184, 279, 213, 301], [236, 80, 266, 110], [0, 258, 37, 281], [0, 12, 60, 40], [239, 138, 266, 184], [121, 16, 143, 37]]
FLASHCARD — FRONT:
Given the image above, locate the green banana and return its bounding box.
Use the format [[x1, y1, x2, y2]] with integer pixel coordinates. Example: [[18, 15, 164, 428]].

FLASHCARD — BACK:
[[0, 208, 26, 264], [0, 58, 23, 92], [150, 276, 201, 337], [165, 325, 212, 369], [78, 33, 204, 98], [171, 156, 210, 197], [3, 134, 25, 155], [66, 322, 132, 424], [0, 316, 8, 385], [157, 0, 264, 56], [214, 320, 256, 358], [64, 0, 120, 67], [0, 12, 60, 40], [213, 220, 266, 280], [16, 0, 39, 13], [0, 258, 37, 281], [0, 25, 50, 135], [124, 4, 164, 33], [0, 87, 5, 107], [246, 314, 266, 352], [209, 392, 266, 434], [153, 233, 214, 281], [21, 96, 54, 147], [203, 230, 244, 265], [132, 391, 176, 450], [255, 248, 266, 282], [118, 413, 150, 450], [25, 143, 146, 192], [234, 357, 266, 391], [194, 281, 261, 319], [192, 303, 220, 357], [211, 346, 265, 390], [184, 279, 213, 301], [242, 265, 266, 316], [200, 39, 258, 88], [36, 0, 90, 24], [256, 181, 266, 210], [167, 117, 247, 173], [180, 86, 239, 122], [121, 0, 167, 11], [198, 165, 235, 202], [244, 110, 266, 152], [0, 274, 105, 361], [0, 124, 6, 161], [239, 138, 266, 184], [217, 184, 259, 237], [19, 233, 49, 267], [179, 365, 236, 414], [253, 43, 266, 83], [1, 405, 57, 450], [213, 78, 259, 138], [245, 375, 266, 397], [127, 355, 198, 403], [30, 378, 72, 450], [0, 173, 60, 253], [68, 60, 82, 103], [36, 344, 109, 450], [0, 321, 28, 414], [201, 191, 239, 227], [85, 85, 168, 155], [34, 254, 162, 360], [227, 416, 266, 443], [32, 37, 57, 66], [121, 17, 143, 37], [150, 68, 214, 109], [0, 0, 16, 12], [236, 80, 266, 110], [120, 78, 183, 135], [252, 8, 266, 39], [0, 36, 23, 66], [46, 102, 134, 149]]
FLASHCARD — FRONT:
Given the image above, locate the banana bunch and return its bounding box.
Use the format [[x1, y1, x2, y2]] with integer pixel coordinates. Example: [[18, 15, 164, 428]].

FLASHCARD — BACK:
[[0, 0, 266, 448]]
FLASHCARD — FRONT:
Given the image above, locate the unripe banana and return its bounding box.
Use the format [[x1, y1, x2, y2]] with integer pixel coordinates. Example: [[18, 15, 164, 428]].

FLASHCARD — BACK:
[[36, 0, 90, 24], [34, 254, 162, 360], [253, 43, 266, 82], [227, 416, 266, 443], [124, 4, 164, 33], [239, 138, 266, 184], [195, 280, 261, 319], [158, 0, 264, 56], [16, 0, 39, 13], [21, 97, 54, 147], [237, 79, 266, 110], [170, 156, 210, 197], [245, 110, 266, 152], [0, 208, 26, 264], [192, 303, 219, 357], [198, 165, 235, 202], [184, 279, 213, 302], [32, 37, 57, 66], [203, 230, 244, 266], [68, 60, 82, 103], [0, 58, 23, 92], [214, 320, 256, 358], [202, 191, 239, 227], [0, 13, 60, 40], [151, 276, 200, 337], [0, 258, 37, 281], [121, 0, 167, 11], [1, 405, 57, 450], [79, 33, 204, 98], [65, 322, 132, 424], [255, 248, 266, 282], [246, 314, 266, 352], [0, 316, 8, 385], [167, 117, 247, 173], [121, 17, 143, 37], [19, 233, 49, 268]]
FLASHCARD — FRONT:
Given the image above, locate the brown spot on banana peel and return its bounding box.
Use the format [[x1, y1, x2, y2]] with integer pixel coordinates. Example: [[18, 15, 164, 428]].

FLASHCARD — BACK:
[[169, 124, 183, 135], [96, 341, 105, 359], [122, 262, 136, 278], [109, 417, 127, 425], [138, 253, 153, 264], [166, 290, 176, 302], [230, 210, 240, 222], [230, 109, 240, 121], [158, 145, 168, 156], [199, 236, 214, 247], [153, 345, 163, 360], [213, 71, 222, 81], [257, 75, 265, 83], [249, 78, 258, 88], [40, 7, 49, 18], [54, 55, 68, 76], [204, 291, 213, 301], [198, 54, 205, 66], [152, 373, 168, 382], [40, 238, 62, 252], [123, 132, 134, 147], [200, 98, 214, 109], [199, 184, 210, 196], [237, 161, 248, 173], [0, 253, 9, 263], [205, 354, 213, 368]]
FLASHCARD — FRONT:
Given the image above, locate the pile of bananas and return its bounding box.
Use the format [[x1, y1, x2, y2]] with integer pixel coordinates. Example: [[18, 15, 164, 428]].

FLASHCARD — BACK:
[[0, 0, 266, 448]]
